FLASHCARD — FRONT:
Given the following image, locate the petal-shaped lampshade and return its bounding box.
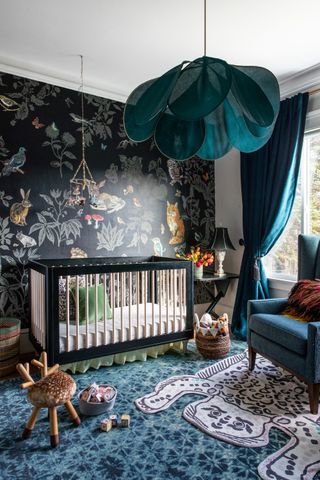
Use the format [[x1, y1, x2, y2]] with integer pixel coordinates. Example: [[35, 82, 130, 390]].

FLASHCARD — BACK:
[[168, 57, 232, 121], [123, 79, 161, 142], [155, 110, 205, 161], [123, 56, 280, 161], [134, 63, 185, 125]]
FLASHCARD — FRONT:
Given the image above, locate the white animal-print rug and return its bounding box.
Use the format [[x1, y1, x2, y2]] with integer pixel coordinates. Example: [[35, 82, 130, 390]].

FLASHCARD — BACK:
[[135, 352, 320, 480]]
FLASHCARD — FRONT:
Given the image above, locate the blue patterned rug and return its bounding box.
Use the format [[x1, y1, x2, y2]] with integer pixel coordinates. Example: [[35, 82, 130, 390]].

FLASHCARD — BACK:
[[1, 339, 318, 480], [136, 351, 320, 480]]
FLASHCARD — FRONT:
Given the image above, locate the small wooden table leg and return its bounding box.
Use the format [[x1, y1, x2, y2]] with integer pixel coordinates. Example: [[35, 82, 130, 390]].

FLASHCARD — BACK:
[[64, 400, 81, 426], [49, 407, 59, 448], [22, 406, 41, 439]]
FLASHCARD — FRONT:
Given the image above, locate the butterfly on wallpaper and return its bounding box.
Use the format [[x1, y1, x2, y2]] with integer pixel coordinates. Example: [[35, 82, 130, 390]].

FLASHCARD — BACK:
[[101, 143, 107, 151], [32, 117, 45, 129]]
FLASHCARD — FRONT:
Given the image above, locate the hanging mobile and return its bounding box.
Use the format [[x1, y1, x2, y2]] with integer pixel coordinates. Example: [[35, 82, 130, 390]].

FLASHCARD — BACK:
[[68, 55, 97, 207]]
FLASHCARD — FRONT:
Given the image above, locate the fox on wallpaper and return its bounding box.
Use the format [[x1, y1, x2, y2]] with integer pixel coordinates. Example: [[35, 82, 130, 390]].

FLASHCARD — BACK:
[[167, 201, 185, 245]]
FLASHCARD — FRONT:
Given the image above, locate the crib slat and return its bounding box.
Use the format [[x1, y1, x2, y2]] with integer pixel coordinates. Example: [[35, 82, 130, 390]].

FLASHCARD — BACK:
[[129, 272, 132, 341], [75, 275, 80, 350], [137, 271, 140, 339], [111, 273, 115, 344], [85, 275, 89, 349], [166, 270, 169, 334], [173, 269, 177, 332], [66, 276, 70, 352], [179, 270, 183, 331], [103, 273, 107, 345], [151, 270, 155, 337], [120, 272, 124, 342], [144, 271, 147, 338], [158, 271, 162, 335], [94, 274, 99, 347]]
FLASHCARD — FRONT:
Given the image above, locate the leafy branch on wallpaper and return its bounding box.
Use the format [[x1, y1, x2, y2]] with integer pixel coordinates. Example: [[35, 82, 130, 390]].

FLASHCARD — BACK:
[[29, 189, 82, 247], [2, 77, 61, 126], [0, 216, 40, 317], [97, 222, 125, 252], [42, 124, 76, 177], [126, 211, 154, 251], [76, 95, 122, 146]]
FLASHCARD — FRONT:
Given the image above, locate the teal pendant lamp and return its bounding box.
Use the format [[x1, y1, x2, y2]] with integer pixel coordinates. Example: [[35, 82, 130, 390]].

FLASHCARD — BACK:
[[124, 0, 280, 161]]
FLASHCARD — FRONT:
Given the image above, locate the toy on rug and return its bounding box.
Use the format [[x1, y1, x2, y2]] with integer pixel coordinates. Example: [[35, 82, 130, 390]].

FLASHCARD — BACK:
[[16, 351, 81, 448], [100, 413, 131, 432], [78, 383, 117, 415]]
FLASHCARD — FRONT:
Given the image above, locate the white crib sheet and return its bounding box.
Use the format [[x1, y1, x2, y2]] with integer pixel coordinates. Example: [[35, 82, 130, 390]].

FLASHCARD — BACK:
[[59, 302, 186, 352]]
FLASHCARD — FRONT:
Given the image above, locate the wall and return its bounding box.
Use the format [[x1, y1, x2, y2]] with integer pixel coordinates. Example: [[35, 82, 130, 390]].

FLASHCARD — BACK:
[[214, 149, 243, 318], [0, 72, 215, 328]]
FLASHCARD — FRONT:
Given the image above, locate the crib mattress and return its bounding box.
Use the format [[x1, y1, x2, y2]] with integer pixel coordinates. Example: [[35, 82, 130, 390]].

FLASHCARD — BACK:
[[59, 302, 186, 352]]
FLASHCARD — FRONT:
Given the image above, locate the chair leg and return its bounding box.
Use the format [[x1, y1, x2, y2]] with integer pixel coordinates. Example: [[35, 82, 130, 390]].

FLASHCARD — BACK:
[[308, 383, 320, 414], [22, 406, 41, 439], [49, 407, 59, 448], [64, 400, 81, 426], [248, 347, 256, 371]]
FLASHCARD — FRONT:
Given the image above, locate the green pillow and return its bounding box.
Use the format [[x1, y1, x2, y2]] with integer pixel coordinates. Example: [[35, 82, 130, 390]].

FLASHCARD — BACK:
[[71, 283, 112, 324]]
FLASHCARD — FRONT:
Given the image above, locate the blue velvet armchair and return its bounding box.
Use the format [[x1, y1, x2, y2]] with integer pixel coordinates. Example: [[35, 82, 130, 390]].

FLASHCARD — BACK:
[[248, 234, 320, 414]]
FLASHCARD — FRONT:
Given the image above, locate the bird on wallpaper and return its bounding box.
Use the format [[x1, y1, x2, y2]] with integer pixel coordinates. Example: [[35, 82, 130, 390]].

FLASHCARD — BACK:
[[117, 217, 125, 225], [0, 95, 21, 112], [69, 113, 92, 125], [1, 147, 26, 176], [152, 238, 166, 257]]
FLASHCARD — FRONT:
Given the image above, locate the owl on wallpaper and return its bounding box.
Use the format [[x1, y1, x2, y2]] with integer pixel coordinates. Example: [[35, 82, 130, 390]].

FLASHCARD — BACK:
[[166, 201, 185, 245]]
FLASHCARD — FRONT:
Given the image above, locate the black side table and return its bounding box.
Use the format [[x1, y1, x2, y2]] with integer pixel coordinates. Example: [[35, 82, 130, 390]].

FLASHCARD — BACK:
[[194, 271, 239, 318]]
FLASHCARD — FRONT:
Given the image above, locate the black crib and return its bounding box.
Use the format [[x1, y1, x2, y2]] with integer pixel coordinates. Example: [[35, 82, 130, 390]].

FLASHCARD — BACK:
[[28, 256, 194, 366]]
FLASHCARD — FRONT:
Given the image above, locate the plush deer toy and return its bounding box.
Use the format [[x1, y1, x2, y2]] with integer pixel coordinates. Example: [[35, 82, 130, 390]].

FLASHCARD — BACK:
[[16, 352, 81, 447]]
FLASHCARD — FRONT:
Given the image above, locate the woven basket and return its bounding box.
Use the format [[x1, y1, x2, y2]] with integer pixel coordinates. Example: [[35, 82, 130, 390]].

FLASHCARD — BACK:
[[195, 331, 230, 359], [0, 318, 20, 377]]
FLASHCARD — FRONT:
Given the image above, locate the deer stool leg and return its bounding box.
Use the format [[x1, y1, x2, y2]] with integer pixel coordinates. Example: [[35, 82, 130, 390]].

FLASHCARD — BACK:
[[22, 406, 41, 439], [64, 400, 81, 426], [49, 407, 59, 448]]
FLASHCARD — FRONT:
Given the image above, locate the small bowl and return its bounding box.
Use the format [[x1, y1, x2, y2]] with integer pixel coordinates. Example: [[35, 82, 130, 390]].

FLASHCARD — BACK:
[[78, 384, 117, 416]]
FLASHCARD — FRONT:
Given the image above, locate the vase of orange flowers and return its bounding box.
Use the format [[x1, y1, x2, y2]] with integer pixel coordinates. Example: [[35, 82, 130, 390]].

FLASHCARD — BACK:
[[176, 246, 214, 279]]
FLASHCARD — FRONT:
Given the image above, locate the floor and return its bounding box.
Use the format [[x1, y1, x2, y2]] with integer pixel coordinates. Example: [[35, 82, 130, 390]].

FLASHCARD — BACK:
[[0, 339, 302, 480]]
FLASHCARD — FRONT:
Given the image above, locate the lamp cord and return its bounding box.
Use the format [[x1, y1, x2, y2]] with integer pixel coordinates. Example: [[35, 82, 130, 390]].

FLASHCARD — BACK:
[[204, 0, 207, 57]]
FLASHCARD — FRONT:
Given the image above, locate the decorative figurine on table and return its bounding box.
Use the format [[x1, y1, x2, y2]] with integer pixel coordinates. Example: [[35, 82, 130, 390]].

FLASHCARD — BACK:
[[16, 352, 81, 448]]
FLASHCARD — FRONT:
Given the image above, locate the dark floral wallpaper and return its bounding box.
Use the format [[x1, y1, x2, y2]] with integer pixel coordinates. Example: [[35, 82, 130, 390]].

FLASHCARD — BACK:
[[0, 72, 215, 327]]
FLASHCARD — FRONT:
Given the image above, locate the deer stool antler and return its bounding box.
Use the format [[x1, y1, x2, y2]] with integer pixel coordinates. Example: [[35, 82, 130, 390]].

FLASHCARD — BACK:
[[16, 352, 81, 448]]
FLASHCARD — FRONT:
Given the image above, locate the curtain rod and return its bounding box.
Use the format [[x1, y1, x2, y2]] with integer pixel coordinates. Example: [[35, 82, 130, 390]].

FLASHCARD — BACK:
[[309, 87, 320, 96]]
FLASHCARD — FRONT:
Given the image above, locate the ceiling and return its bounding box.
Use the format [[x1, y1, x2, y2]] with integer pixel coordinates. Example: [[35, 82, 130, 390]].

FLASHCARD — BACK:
[[1, 0, 320, 102]]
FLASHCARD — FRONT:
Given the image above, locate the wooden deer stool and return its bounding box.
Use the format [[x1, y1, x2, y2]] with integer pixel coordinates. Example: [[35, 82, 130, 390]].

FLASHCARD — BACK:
[[16, 352, 81, 448]]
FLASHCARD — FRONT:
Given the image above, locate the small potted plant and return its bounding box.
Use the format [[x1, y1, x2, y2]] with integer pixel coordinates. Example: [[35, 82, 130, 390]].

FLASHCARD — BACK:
[[176, 246, 214, 279]]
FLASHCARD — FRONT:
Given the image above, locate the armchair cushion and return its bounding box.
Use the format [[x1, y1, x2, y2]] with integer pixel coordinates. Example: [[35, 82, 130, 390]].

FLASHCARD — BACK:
[[283, 279, 320, 322], [249, 314, 308, 356]]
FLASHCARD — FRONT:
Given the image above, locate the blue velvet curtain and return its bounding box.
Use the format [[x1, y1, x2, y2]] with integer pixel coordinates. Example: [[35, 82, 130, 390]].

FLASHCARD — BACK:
[[232, 92, 309, 340]]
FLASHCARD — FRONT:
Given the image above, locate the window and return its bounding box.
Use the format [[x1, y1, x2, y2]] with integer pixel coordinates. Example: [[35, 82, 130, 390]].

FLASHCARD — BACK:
[[264, 129, 320, 280]]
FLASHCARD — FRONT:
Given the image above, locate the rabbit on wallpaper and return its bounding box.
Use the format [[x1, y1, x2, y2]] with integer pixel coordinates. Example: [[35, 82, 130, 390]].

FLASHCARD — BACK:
[[10, 188, 32, 226], [89, 180, 125, 213]]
